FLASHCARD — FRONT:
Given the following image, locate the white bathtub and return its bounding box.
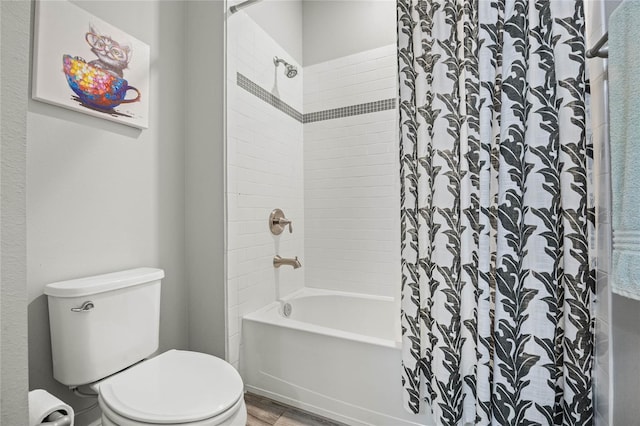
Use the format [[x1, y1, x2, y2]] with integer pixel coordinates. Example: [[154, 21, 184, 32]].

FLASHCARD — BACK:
[[241, 288, 433, 426]]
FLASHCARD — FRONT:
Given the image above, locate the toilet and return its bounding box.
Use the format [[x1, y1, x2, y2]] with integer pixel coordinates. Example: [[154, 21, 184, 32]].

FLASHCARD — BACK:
[[44, 268, 247, 426]]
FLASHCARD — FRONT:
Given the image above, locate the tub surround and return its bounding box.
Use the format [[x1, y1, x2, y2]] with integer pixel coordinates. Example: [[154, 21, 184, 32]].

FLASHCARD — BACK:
[[229, 6, 402, 423]]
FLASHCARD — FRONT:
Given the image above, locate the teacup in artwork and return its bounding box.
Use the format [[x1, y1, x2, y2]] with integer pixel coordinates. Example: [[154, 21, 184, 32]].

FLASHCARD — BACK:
[[63, 54, 141, 113]]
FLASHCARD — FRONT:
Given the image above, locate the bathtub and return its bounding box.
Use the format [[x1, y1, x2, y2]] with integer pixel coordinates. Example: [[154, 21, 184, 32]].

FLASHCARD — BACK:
[[241, 288, 433, 426]]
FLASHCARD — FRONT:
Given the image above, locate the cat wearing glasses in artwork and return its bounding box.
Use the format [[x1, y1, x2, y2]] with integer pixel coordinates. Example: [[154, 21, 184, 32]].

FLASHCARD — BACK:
[[85, 25, 131, 78]]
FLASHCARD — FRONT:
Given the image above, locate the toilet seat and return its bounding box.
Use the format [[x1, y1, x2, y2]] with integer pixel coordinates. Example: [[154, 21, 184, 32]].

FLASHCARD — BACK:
[[97, 350, 245, 425], [99, 394, 246, 426]]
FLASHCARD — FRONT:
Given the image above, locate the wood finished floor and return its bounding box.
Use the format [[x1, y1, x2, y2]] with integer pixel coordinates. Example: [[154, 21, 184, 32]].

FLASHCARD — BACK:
[[244, 392, 348, 426]]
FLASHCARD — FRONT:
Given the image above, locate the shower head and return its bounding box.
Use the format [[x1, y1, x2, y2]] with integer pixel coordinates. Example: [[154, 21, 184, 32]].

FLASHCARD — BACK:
[[285, 65, 298, 78], [274, 56, 298, 78]]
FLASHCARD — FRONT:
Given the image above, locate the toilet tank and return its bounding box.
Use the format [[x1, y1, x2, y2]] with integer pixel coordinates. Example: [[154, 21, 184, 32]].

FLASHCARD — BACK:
[[44, 268, 164, 387]]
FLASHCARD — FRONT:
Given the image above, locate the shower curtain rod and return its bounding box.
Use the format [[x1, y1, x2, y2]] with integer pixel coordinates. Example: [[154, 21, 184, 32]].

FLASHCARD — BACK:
[[229, 0, 262, 14], [586, 32, 609, 58]]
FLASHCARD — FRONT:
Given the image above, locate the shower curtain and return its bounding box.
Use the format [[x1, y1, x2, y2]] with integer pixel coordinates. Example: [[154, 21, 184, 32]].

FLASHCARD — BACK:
[[397, 0, 594, 425]]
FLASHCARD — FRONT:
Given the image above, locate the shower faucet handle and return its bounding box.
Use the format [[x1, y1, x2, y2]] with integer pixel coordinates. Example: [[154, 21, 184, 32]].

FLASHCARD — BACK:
[[269, 208, 293, 235], [278, 217, 293, 233]]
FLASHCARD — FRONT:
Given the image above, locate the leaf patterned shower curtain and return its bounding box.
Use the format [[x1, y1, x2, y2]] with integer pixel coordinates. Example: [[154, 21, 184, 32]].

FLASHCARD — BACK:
[[397, 0, 594, 425]]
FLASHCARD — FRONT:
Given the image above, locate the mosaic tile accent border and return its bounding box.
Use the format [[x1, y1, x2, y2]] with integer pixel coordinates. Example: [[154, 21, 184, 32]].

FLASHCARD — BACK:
[[237, 73, 303, 122], [237, 73, 397, 123], [303, 98, 396, 123]]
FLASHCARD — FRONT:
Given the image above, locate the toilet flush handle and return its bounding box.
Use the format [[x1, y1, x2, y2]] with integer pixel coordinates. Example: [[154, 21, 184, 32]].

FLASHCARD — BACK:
[[71, 301, 95, 312]]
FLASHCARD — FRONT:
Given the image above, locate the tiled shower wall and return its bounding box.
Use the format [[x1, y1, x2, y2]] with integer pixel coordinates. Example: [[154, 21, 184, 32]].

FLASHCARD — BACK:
[[585, 1, 614, 424], [227, 34, 400, 367], [303, 45, 400, 297], [226, 11, 304, 368]]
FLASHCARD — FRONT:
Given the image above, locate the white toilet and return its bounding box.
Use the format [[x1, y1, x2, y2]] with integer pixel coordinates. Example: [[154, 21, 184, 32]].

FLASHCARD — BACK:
[[44, 268, 247, 426]]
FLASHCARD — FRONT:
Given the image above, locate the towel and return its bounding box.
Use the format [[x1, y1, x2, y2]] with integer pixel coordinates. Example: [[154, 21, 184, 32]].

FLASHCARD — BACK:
[[610, 0, 640, 300]]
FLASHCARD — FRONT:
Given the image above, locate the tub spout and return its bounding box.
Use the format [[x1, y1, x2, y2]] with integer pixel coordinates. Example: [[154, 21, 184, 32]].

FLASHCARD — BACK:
[[273, 255, 302, 269]]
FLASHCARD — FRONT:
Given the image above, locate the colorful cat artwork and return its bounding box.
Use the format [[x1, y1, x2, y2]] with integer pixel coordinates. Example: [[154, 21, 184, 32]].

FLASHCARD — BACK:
[[62, 25, 140, 114]]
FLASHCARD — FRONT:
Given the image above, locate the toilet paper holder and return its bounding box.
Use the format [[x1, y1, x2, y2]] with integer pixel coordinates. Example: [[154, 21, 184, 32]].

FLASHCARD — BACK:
[[40, 411, 72, 426]]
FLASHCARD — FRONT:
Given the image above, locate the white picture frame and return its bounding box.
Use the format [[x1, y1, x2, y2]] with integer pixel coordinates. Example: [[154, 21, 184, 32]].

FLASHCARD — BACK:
[[32, 0, 150, 129]]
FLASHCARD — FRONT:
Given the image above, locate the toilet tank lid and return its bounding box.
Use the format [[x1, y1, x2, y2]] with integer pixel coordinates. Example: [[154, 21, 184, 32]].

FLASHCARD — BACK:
[[44, 268, 164, 298]]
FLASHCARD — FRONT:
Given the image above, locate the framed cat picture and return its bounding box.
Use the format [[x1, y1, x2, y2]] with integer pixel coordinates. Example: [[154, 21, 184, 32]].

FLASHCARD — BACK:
[[32, 0, 150, 129]]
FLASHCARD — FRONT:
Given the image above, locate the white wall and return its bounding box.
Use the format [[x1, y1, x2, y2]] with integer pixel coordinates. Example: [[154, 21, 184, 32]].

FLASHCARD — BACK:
[[185, 0, 227, 360], [302, 0, 396, 66], [303, 45, 399, 296], [237, 0, 396, 67], [1, 1, 30, 424], [244, 0, 303, 65], [26, 2, 189, 424], [227, 10, 305, 369]]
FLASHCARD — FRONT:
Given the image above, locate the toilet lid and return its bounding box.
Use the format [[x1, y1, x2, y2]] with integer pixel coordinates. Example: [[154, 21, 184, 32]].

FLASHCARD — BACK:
[[98, 350, 244, 424]]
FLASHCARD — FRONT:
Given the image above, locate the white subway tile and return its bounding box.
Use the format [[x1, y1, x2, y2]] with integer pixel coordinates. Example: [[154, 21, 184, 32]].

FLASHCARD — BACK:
[[227, 13, 306, 369], [231, 30, 401, 364]]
